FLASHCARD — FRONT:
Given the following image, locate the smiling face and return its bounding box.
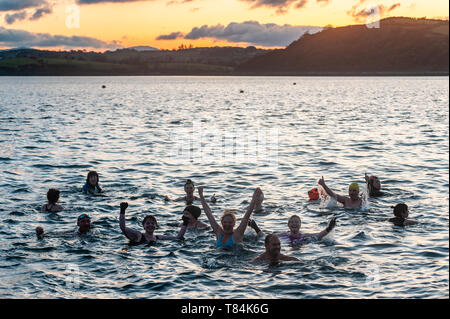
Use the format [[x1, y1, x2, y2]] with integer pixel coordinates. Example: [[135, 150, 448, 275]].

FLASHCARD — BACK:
[[143, 217, 157, 234], [221, 214, 235, 234], [288, 216, 301, 234]]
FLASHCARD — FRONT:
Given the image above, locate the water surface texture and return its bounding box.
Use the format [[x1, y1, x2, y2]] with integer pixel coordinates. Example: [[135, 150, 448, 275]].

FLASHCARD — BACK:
[[0, 76, 448, 298]]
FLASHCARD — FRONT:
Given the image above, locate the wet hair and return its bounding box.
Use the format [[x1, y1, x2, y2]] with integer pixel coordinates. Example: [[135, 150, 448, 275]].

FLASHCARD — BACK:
[[184, 179, 194, 187], [86, 171, 99, 186], [142, 215, 158, 227], [47, 188, 60, 204], [288, 215, 301, 224], [368, 176, 381, 189], [391, 204, 408, 218], [184, 205, 201, 220], [220, 209, 237, 224], [265, 233, 279, 246]]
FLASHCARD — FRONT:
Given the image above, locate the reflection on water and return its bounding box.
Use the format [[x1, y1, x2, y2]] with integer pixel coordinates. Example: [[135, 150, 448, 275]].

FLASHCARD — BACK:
[[0, 76, 448, 298]]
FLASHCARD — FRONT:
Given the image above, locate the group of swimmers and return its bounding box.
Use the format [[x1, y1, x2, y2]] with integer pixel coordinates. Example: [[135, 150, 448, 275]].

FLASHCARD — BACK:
[[36, 170, 417, 265]]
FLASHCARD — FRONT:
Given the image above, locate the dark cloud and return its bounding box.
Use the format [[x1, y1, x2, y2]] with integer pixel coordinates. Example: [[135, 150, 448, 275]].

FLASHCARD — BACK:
[[156, 31, 184, 40], [29, 5, 52, 20], [239, 0, 332, 14], [0, 0, 47, 11], [176, 21, 322, 47], [0, 26, 118, 49], [5, 11, 27, 24]]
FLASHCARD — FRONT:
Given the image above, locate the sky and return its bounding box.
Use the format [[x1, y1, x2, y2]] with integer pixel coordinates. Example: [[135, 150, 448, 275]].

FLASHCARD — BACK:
[[0, 0, 448, 51]]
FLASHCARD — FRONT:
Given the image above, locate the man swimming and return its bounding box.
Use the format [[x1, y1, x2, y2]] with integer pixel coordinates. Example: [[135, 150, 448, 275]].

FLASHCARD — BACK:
[[35, 214, 92, 238], [179, 205, 209, 230], [251, 234, 299, 265], [41, 188, 64, 212], [365, 173, 383, 197], [318, 176, 362, 209]]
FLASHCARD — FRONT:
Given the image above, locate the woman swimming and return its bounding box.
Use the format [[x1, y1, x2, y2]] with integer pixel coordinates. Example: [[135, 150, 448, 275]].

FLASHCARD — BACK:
[[41, 188, 64, 212], [198, 186, 262, 248], [119, 202, 188, 245], [164, 179, 216, 204], [82, 171, 102, 195], [389, 203, 417, 226], [249, 215, 336, 246]]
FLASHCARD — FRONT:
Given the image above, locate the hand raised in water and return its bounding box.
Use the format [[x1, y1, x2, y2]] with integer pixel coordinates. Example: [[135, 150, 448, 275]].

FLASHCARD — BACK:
[[197, 186, 204, 197], [251, 188, 262, 203], [36, 226, 44, 237], [326, 217, 337, 232], [182, 215, 190, 226], [120, 202, 128, 212]]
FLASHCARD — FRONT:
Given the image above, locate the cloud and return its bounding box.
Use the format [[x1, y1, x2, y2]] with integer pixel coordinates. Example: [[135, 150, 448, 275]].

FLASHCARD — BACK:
[[347, 1, 401, 22], [156, 31, 184, 40], [0, 0, 47, 11], [239, 0, 331, 14], [0, 26, 118, 49], [29, 5, 52, 20], [159, 21, 322, 47], [76, 0, 149, 4], [5, 11, 27, 24]]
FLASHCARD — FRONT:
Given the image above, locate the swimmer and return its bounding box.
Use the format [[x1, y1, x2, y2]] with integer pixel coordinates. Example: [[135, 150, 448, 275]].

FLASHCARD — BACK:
[[254, 190, 264, 213], [318, 176, 362, 209], [365, 173, 382, 197], [35, 214, 92, 238], [164, 179, 216, 204], [251, 234, 299, 265], [41, 188, 64, 212], [198, 186, 262, 248], [249, 215, 337, 246], [119, 202, 187, 245], [82, 171, 102, 195], [178, 205, 209, 230], [389, 203, 417, 226]]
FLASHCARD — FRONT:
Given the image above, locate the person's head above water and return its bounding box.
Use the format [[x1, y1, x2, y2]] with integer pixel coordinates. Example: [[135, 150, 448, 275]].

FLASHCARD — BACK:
[[265, 234, 281, 258], [392, 203, 408, 219], [47, 188, 60, 204], [183, 205, 201, 220], [77, 214, 92, 233], [348, 182, 360, 200], [220, 209, 237, 234], [142, 215, 158, 234], [308, 188, 319, 200], [86, 171, 99, 187], [184, 179, 195, 195], [368, 176, 381, 190], [288, 215, 301, 234]]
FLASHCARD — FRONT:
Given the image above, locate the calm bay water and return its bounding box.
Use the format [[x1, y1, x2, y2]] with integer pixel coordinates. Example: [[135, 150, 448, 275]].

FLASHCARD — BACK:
[[0, 76, 448, 299]]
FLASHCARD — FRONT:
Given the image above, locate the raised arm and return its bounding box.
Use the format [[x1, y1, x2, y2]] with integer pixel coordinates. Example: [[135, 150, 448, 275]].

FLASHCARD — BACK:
[[234, 188, 262, 241], [158, 216, 189, 240], [248, 219, 265, 237], [318, 177, 346, 204], [198, 186, 222, 236], [314, 217, 337, 240], [119, 202, 143, 243]]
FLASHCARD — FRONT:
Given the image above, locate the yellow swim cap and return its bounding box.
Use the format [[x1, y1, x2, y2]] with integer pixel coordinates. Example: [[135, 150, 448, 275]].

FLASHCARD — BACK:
[[349, 182, 360, 192]]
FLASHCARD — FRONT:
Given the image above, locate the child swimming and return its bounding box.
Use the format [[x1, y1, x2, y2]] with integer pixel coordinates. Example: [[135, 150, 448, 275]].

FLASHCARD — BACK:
[[389, 203, 417, 226], [164, 179, 216, 204], [119, 202, 188, 245], [41, 188, 64, 212], [82, 171, 102, 195], [318, 176, 362, 209]]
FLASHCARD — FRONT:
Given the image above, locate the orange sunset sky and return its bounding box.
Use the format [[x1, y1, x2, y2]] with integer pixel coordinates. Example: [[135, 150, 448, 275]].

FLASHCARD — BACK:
[[0, 0, 448, 50]]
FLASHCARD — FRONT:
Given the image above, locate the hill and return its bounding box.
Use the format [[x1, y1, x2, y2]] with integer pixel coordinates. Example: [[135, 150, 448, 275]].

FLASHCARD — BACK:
[[237, 17, 449, 75]]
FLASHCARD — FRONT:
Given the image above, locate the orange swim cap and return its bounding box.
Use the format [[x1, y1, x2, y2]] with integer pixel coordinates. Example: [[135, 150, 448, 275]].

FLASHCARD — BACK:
[[308, 188, 320, 200]]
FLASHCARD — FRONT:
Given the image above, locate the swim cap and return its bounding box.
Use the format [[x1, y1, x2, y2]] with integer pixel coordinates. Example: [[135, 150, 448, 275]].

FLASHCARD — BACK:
[[349, 183, 360, 192], [308, 188, 319, 200], [184, 205, 201, 220]]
